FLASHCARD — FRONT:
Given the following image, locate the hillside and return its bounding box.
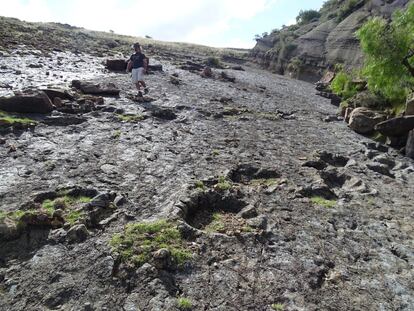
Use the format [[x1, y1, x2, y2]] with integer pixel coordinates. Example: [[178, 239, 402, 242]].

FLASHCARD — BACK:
[[0, 15, 414, 311], [251, 0, 411, 82]]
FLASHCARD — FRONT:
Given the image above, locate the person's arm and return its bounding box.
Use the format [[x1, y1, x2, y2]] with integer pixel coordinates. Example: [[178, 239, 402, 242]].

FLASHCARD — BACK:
[[126, 60, 132, 72]]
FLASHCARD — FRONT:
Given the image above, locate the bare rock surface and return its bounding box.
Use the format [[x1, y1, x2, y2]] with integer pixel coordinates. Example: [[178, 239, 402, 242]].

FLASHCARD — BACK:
[[0, 43, 413, 311]]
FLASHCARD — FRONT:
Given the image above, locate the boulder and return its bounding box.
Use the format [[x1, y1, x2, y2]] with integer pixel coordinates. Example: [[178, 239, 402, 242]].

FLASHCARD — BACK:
[[386, 135, 408, 148], [71, 80, 120, 96], [344, 107, 354, 123], [0, 92, 53, 113], [237, 205, 258, 219], [170, 76, 181, 85], [152, 248, 172, 269], [180, 61, 204, 72], [366, 162, 394, 178], [148, 64, 163, 72], [348, 107, 386, 134], [0, 217, 22, 241], [41, 88, 74, 102], [105, 59, 127, 71], [231, 65, 245, 71], [406, 94, 414, 115], [374, 116, 414, 137], [220, 71, 236, 83], [406, 130, 414, 159], [67, 224, 89, 243], [201, 66, 213, 78], [150, 107, 177, 120], [346, 90, 387, 110], [315, 71, 335, 91]]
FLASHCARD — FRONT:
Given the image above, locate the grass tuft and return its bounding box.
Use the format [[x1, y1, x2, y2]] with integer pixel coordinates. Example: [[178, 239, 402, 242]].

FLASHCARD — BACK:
[[311, 196, 336, 208], [204, 213, 225, 233], [194, 180, 206, 191], [40, 195, 92, 224], [117, 114, 145, 122], [109, 220, 193, 268], [271, 303, 284, 311], [177, 297, 192, 310], [215, 176, 232, 191]]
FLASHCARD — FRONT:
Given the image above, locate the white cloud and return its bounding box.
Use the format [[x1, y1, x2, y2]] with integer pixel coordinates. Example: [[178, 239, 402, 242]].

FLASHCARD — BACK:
[[1, 0, 54, 22], [286, 18, 297, 26], [0, 0, 277, 47]]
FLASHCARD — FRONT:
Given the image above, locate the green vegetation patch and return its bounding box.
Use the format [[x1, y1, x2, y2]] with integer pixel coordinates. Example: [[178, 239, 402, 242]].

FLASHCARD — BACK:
[[66, 210, 86, 225], [0, 110, 37, 126], [215, 176, 232, 191], [204, 212, 253, 234], [42, 195, 91, 212], [296, 9, 321, 25], [311, 196, 336, 208], [331, 71, 359, 100], [194, 180, 207, 191], [356, 3, 414, 104], [177, 297, 193, 310], [112, 130, 121, 139], [0, 209, 41, 233], [117, 114, 145, 123], [250, 178, 279, 187], [109, 220, 193, 268], [0, 209, 36, 222], [41, 195, 91, 223], [211, 149, 220, 156], [205, 56, 223, 68], [204, 213, 226, 233], [271, 303, 285, 311]]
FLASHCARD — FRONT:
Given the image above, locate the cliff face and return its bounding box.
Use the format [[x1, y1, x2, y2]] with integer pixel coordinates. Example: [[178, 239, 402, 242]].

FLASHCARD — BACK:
[[251, 0, 411, 82]]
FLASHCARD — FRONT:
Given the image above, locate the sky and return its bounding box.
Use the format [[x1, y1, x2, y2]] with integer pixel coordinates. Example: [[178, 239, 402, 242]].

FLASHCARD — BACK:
[[0, 0, 326, 48]]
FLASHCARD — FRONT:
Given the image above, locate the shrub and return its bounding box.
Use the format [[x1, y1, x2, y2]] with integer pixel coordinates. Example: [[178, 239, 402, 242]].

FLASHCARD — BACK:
[[330, 71, 358, 100], [356, 3, 414, 104], [205, 56, 223, 68], [336, 0, 366, 23], [287, 57, 303, 76], [296, 9, 321, 24]]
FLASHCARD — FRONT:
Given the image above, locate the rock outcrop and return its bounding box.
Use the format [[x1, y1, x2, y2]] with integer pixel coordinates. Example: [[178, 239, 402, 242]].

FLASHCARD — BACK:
[[348, 107, 386, 134], [0, 92, 54, 113], [251, 0, 411, 82]]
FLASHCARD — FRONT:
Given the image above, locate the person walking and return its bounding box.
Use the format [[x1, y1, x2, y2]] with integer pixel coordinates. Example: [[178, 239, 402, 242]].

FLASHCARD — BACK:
[[127, 42, 149, 96]]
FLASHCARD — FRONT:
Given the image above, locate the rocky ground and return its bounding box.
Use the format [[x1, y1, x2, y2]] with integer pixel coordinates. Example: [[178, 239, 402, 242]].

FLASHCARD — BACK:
[[0, 42, 413, 311]]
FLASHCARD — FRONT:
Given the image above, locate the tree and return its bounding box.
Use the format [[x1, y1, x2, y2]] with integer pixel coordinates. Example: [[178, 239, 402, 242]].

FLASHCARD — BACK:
[[296, 9, 321, 25], [356, 3, 414, 102]]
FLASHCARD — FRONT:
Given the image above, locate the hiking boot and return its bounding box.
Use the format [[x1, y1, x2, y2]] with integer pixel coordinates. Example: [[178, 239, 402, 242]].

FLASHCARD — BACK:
[[144, 88, 149, 95]]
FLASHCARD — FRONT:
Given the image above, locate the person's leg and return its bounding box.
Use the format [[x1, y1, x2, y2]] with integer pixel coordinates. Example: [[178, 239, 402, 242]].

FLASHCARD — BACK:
[[142, 81, 148, 94], [132, 68, 141, 93], [137, 68, 147, 94]]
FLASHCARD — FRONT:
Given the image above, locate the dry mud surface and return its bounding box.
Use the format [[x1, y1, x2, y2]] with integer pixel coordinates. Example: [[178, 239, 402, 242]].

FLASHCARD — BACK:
[[0, 47, 413, 311]]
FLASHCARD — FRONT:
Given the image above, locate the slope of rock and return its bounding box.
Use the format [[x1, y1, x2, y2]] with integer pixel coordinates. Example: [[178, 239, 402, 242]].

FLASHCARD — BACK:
[[0, 20, 414, 311], [251, 0, 411, 82]]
